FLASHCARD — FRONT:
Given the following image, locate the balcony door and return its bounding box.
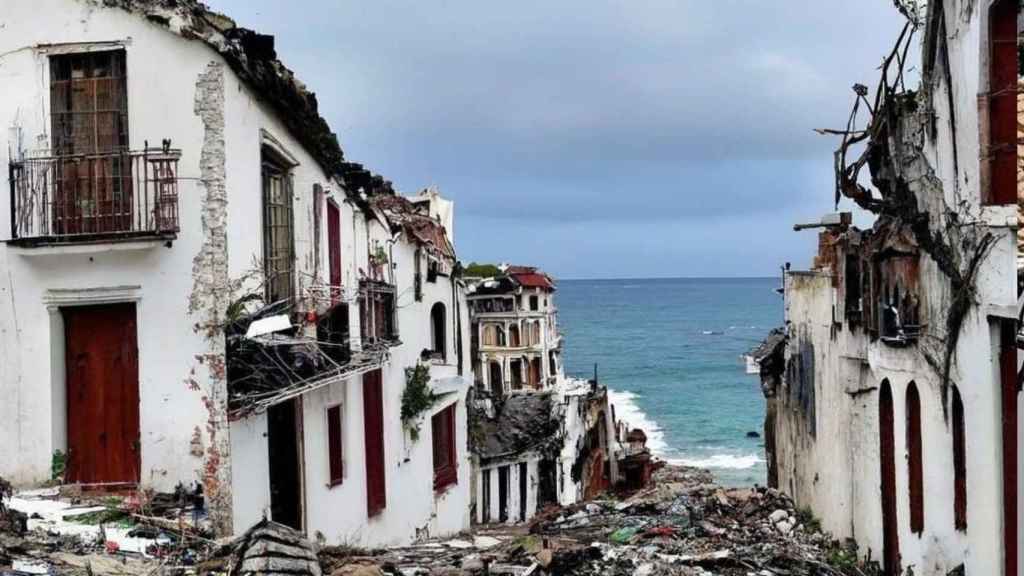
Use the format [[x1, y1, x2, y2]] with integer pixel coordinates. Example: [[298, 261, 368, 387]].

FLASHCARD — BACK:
[[49, 50, 131, 235]]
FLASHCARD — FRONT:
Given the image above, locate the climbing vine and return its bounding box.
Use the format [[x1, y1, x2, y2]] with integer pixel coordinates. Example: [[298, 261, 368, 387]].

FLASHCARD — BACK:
[[401, 364, 436, 441], [820, 14, 1000, 418]]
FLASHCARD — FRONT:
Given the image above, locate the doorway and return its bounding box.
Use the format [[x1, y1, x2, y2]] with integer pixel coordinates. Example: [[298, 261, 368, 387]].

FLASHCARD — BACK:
[[268, 398, 304, 531], [878, 380, 900, 576], [63, 303, 140, 485]]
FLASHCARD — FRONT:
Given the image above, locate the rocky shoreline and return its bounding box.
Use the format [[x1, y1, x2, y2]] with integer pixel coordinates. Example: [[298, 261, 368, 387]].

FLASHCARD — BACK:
[[1, 465, 881, 575]]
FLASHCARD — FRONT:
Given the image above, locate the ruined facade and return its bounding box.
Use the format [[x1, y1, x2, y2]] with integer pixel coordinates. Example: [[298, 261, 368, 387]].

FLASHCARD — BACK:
[[760, 2, 1021, 575], [466, 267, 625, 524], [0, 0, 472, 545], [467, 266, 563, 395]]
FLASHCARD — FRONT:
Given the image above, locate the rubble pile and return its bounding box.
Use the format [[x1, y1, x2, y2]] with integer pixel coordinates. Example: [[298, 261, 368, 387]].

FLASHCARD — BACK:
[[0, 481, 216, 576], [318, 466, 879, 576], [0, 467, 879, 575]]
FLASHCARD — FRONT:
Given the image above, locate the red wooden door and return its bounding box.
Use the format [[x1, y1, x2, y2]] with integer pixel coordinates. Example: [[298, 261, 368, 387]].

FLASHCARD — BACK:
[[64, 303, 140, 485], [363, 370, 386, 516], [327, 200, 342, 303], [878, 381, 900, 576]]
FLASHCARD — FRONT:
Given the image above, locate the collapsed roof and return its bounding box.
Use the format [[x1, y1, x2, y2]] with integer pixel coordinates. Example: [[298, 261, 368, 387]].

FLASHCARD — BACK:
[[95, 0, 395, 200], [371, 194, 456, 261], [470, 393, 563, 462]]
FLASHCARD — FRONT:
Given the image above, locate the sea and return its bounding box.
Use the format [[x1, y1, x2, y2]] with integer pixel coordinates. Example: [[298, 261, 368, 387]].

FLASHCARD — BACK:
[[557, 277, 783, 487]]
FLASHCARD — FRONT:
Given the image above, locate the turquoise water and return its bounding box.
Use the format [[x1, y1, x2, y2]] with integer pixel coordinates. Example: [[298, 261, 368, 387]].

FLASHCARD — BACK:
[[557, 277, 782, 486]]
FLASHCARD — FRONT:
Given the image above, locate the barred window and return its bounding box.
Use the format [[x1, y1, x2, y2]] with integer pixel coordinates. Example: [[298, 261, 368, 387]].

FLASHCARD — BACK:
[[262, 155, 294, 304]]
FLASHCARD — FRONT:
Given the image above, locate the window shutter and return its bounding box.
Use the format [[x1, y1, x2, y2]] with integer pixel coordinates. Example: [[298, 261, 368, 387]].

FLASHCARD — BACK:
[[327, 405, 343, 486]]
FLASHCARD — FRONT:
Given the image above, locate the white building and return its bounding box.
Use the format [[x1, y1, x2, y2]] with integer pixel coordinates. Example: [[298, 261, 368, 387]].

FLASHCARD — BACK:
[[466, 267, 624, 524], [759, 2, 1020, 575], [467, 266, 563, 394], [0, 0, 472, 546]]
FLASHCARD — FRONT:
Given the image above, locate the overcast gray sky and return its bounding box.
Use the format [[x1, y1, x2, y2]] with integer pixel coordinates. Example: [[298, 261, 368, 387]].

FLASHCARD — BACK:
[[206, 1, 910, 279]]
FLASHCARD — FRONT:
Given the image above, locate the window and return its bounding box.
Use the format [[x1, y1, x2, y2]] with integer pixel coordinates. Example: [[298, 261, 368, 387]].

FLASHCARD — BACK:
[[984, 0, 1017, 205], [51, 51, 128, 155], [530, 295, 539, 311], [262, 152, 294, 304], [50, 50, 131, 235], [430, 302, 447, 361], [906, 381, 924, 535], [509, 324, 521, 348], [360, 283, 397, 343], [432, 404, 457, 491], [327, 404, 344, 487], [952, 386, 967, 531]]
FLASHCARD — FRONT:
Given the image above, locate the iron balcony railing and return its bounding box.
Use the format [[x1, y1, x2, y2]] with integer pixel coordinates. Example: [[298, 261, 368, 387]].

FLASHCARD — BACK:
[[9, 144, 181, 243]]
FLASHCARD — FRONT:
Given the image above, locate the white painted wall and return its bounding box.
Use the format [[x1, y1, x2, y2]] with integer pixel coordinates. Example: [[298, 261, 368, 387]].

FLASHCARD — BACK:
[[772, 3, 1016, 574], [1, 0, 473, 546]]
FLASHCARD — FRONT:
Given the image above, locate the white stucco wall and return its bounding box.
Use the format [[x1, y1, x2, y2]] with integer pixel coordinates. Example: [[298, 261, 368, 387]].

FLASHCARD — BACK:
[[771, 3, 1016, 574]]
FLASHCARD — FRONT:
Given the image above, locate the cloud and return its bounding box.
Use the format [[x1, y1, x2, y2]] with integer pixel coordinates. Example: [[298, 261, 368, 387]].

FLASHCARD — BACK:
[[206, 0, 911, 277]]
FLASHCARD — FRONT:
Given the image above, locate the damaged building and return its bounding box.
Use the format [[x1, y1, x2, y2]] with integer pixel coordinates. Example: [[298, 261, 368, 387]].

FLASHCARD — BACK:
[[758, 1, 1021, 575], [0, 0, 473, 546], [466, 266, 632, 525]]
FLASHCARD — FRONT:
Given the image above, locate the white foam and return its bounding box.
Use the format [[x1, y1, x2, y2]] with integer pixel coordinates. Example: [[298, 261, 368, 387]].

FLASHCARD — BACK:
[[665, 453, 765, 470], [607, 389, 668, 455]]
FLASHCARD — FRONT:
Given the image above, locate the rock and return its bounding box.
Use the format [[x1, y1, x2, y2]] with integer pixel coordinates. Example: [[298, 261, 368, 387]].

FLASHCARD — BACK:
[[746, 431, 761, 438], [473, 535, 501, 549], [536, 548, 553, 568], [768, 509, 789, 524], [233, 519, 321, 576], [330, 565, 384, 576]]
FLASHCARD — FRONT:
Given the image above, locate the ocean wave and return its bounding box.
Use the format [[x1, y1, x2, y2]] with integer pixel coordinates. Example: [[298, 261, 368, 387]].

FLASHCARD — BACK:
[[607, 389, 668, 455], [665, 454, 765, 470]]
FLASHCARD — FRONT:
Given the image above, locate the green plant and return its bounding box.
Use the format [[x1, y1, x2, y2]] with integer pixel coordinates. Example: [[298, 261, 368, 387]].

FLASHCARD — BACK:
[[371, 245, 389, 265], [464, 262, 501, 278], [51, 450, 66, 482], [401, 364, 436, 441], [796, 506, 821, 533]]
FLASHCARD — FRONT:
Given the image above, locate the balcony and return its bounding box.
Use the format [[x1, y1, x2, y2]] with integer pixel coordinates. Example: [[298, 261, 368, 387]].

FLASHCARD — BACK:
[[8, 145, 181, 247]]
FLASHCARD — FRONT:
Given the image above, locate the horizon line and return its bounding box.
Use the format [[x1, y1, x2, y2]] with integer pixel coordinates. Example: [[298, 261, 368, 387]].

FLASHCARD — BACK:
[[556, 275, 780, 282]]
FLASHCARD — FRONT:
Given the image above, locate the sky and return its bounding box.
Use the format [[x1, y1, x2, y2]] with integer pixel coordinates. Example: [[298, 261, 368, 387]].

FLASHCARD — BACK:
[[206, 0, 913, 279]]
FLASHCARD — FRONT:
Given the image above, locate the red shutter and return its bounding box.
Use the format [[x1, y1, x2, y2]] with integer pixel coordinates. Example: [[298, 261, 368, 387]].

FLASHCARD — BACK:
[[363, 370, 386, 516], [432, 404, 458, 491], [906, 382, 924, 535], [986, 0, 1017, 205], [328, 405, 344, 486], [327, 200, 342, 304], [951, 387, 967, 531]]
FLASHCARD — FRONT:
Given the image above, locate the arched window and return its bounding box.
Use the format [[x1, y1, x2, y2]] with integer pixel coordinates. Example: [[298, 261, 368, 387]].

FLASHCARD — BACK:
[[906, 381, 924, 534], [879, 380, 900, 574], [509, 324, 521, 348], [985, 0, 1017, 205], [952, 386, 967, 531], [430, 303, 446, 361]]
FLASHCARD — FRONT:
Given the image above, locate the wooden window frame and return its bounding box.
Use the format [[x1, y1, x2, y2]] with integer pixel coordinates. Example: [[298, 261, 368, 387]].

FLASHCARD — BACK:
[[262, 153, 295, 305], [432, 404, 458, 492], [326, 403, 344, 488]]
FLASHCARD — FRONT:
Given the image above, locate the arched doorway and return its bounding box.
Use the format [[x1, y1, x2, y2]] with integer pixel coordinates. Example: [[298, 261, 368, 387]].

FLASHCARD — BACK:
[[879, 380, 900, 575]]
